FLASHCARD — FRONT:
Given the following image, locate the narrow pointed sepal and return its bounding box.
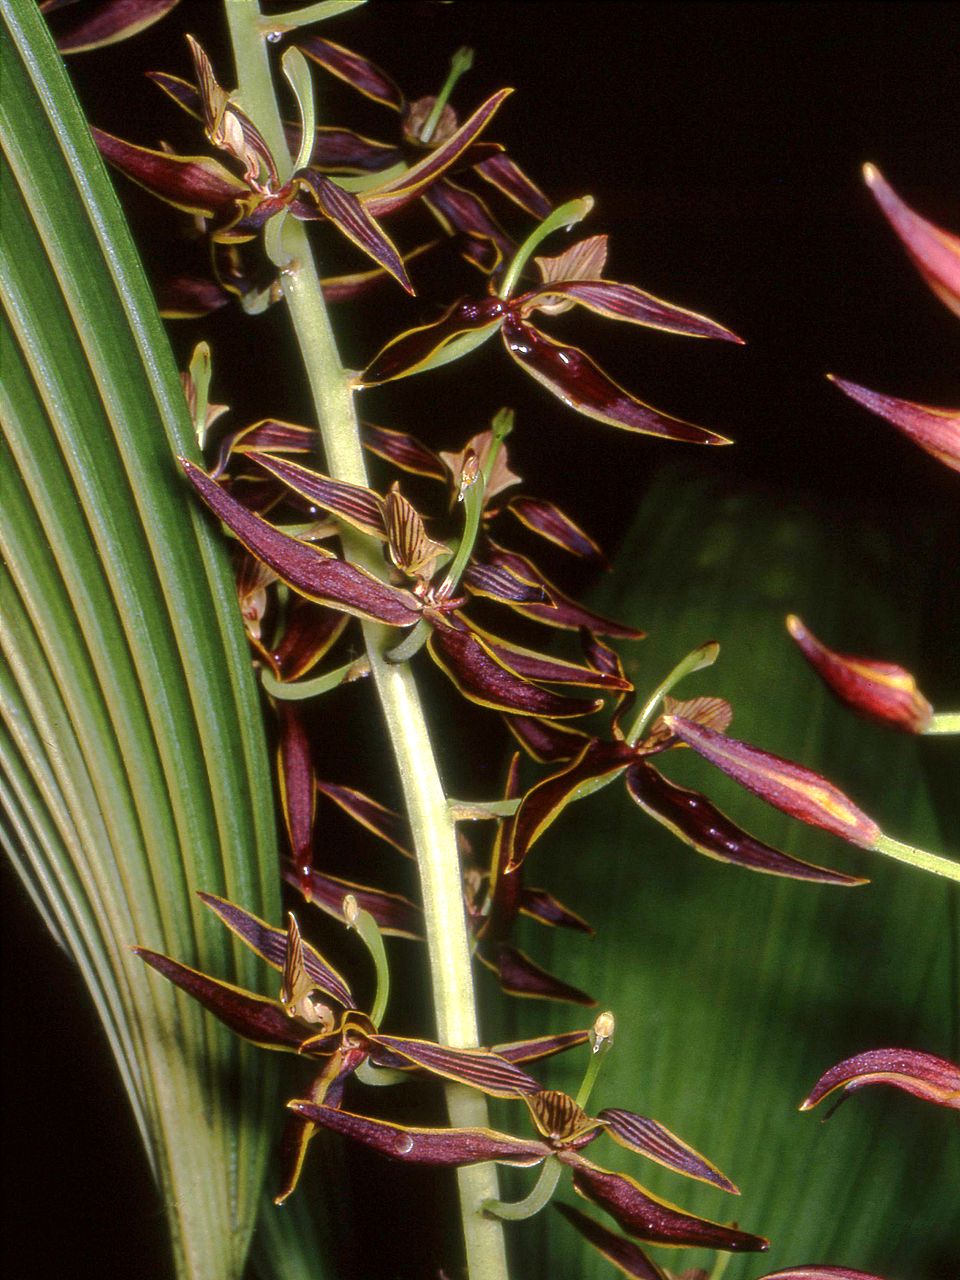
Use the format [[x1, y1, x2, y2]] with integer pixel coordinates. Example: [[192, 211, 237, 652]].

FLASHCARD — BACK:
[[196, 892, 354, 1006], [426, 614, 603, 718], [179, 459, 422, 626], [283, 862, 423, 939], [828, 376, 960, 473], [357, 295, 505, 385], [361, 422, 446, 480], [92, 126, 246, 218], [597, 1108, 739, 1193], [501, 316, 732, 444], [293, 171, 413, 294], [625, 763, 866, 885], [491, 1029, 592, 1065], [481, 545, 644, 637], [315, 780, 413, 857], [367, 1034, 541, 1096], [507, 739, 636, 870], [133, 947, 307, 1051], [800, 1048, 960, 1112], [662, 717, 881, 849], [248, 452, 387, 539], [863, 163, 960, 316], [569, 1159, 769, 1251], [363, 90, 513, 219], [485, 943, 596, 1006], [297, 36, 405, 111], [520, 886, 594, 933], [521, 280, 744, 343], [786, 614, 934, 731], [507, 496, 606, 562], [50, 0, 181, 54], [285, 1102, 549, 1167], [553, 1202, 670, 1279], [504, 714, 591, 764]]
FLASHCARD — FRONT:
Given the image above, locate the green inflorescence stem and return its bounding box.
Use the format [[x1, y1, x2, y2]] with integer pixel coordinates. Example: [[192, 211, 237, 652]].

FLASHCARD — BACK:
[[222, 5, 510, 1277]]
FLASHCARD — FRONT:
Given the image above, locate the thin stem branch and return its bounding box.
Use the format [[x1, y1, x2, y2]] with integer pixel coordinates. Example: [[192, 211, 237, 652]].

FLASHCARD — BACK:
[[222, 6, 509, 1276], [872, 833, 960, 883], [925, 711, 960, 734]]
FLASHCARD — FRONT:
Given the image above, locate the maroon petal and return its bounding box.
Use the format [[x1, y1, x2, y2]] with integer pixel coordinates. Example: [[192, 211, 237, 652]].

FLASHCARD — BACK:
[[481, 544, 645, 638], [92, 126, 245, 218], [520, 887, 593, 934], [491, 1029, 591, 1065], [475, 153, 552, 219], [158, 275, 231, 319], [663, 717, 882, 849], [598, 1108, 739, 1193], [248, 452, 387, 539], [307, 126, 401, 173], [367, 1035, 541, 1096], [283, 862, 422, 940], [569, 1158, 769, 1251], [180, 459, 422, 626], [146, 69, 201, 117], [507, 739, 636, 871], [318, 241, 438, 303], [272, 599, 347, 683], [277, 703, 315, 865], [52, 0, 180, 54], [521, 280, 743, 343], [364, 90, 513, 219], [757, 1270, 887, 1280], [625, 763, 866, 886], [134, 947, 306, 1050], [297, 36, 405, 111], [786, 614, 934, 732], [554, 1202, 669, 1280], [488, 944, 596, 1006], [507, 496, 606, 562], [361, 422, 446, 480], [426, 613, 602, 719], [214, 420, 316, 474], [463, 561, 549, 605], [286, 1101, 549, 1167], [828, 376, 960, 473], [275, 1057, 347, 1204], [504, 714, 591, 764], [315, 780, 413, 858], [293, 171, 413, 295], [864, 163, 960, 316], [502, 316, 732, 444], [468, 624, 630, 692], [196, 891, 354, 1007], [423, 177, 514, 273], [800, 1048, 960, 1112], [357, 295, 505, 386]]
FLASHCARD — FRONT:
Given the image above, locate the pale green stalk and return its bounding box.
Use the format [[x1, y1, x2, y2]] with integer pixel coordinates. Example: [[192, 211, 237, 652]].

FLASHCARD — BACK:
[[223, 4, 509, 1276], [925, 711, 960, 734], [872, 833, 960, 883]]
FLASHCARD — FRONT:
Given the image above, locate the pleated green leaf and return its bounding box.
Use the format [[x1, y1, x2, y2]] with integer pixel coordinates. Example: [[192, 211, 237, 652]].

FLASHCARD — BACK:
[[490, 467, 958, 1279], [0, 4, 280, 1277]]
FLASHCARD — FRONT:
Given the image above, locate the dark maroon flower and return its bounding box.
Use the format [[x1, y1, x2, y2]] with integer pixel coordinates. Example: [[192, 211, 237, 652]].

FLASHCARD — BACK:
[[357, 226, 741, 443], [289, 1084, 767, 1253]]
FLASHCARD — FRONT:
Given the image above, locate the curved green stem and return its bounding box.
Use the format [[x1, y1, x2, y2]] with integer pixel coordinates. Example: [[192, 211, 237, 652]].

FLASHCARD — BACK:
[[343, 896, 391, 1026], [261, 657, 367, 702], [421, 46, 474, 145], [223, 7, 509, 1276], [483, 1157, 562, 1221], [498, 196, 594, 300], [624, 641, 720, 745], [872, 833, 960, 883]]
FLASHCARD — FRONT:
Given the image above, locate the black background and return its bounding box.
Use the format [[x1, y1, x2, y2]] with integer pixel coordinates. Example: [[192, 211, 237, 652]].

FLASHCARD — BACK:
[[5, 2, 959, 1277]]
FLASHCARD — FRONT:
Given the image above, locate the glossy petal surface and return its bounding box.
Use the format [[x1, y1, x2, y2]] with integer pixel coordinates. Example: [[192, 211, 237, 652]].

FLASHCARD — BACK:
[[554, 1202, 669, 1279], [626, 763, 865, 885], [864, 163, 960, 316]]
